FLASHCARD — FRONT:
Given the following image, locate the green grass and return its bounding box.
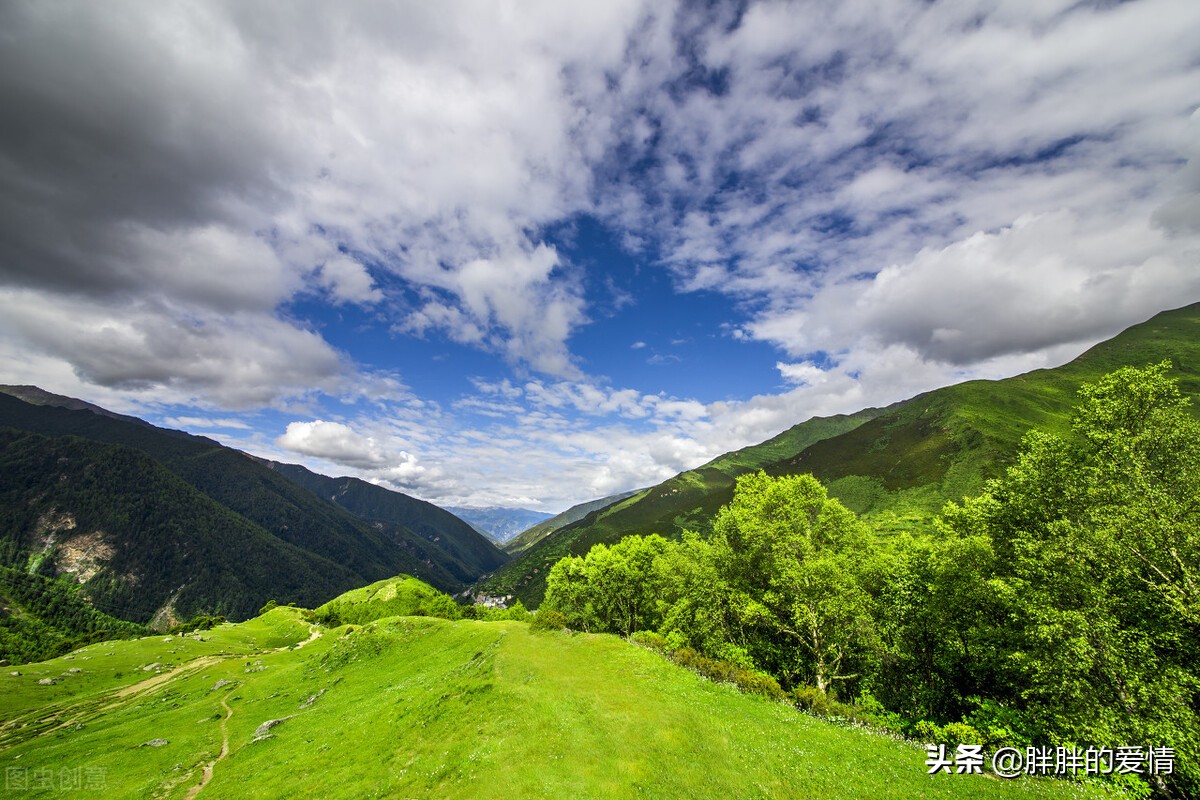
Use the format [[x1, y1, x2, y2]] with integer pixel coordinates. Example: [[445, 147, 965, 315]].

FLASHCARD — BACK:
[[0, 605, 1123, 799], [312, 574, 460, 624]]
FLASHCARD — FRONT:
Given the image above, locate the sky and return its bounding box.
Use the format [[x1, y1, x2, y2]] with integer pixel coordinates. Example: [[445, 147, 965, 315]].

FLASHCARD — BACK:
[[1, 1, 1198, 512]]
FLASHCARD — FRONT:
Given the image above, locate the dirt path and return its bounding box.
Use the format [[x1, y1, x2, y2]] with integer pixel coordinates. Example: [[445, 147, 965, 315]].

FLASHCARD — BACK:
[[289, 624, 322, 651], [186, 694, 233, 800], [112, 656, 225, 702], [183, 627, 321, 798]]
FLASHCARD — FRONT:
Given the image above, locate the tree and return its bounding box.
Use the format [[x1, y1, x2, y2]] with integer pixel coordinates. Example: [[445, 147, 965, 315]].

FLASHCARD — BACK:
[[543, 534, 670, 635], [940, 362, 1200, 795], [708, 471, 879, 695]]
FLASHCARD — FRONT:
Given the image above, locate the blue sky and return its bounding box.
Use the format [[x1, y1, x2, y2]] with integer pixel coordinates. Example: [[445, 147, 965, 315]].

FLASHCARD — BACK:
[[1, 1, 1198, 511]]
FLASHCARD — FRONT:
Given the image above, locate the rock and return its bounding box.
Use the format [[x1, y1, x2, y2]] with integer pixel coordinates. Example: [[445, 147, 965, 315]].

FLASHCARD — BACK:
[[67, 668, 82, 674], [36, 678, 56, 685], [251, 716, 295, 743], [9, 671, 20, 677], [212, 679, 234, 691], [140, 739, 169, 747], [299, 688, 326, 709], [142, 663, 165, 672]]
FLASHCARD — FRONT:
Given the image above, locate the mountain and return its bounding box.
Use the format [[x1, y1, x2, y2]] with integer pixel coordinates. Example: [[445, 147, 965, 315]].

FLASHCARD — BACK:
[[0, 390, 504, 633], [0, 589, 1095, 799], [477, 406, 884, 603], [444, 506, 554, 545], [482, 303, 1200, 606], [265, 463, 508, 582], [502, 489, 642, 555]]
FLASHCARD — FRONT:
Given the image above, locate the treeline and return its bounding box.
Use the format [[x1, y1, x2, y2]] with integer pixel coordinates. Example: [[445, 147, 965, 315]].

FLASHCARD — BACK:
[[541, 364, 1199, 797], [0, 567, 144, 664]]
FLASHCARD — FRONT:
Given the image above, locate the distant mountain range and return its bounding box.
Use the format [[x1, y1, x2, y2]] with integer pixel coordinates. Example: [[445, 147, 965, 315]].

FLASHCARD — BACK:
[[479, 303, 1200, 606], [444, 506, 554, 545], [502, 490, 641, 555], [0, 388, 507, 637]]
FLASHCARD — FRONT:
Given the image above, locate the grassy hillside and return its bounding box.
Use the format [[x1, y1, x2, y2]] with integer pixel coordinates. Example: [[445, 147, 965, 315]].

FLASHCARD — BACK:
[[486, 303, 1200, 606], [311, 574, 461, 625], [0, 598, 1116, 799], [774, 301, 1200, 527]]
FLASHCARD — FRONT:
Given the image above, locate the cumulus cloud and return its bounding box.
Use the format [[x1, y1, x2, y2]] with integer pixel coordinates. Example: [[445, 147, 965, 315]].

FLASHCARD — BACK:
[[277, 419, 425, 479], [0, 0, 650, 404], [0, 289, 354, 409], [2, 1, 1197, 510]]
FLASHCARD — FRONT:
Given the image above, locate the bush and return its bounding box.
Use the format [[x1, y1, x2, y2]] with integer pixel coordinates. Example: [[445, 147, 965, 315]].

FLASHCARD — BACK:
[[791, 685, 833, 716], [168, 614, 225, 635], [531, 609, 568, 632], [910, 719, 943, 743], [942, 722, 982, 748], [629, 630, 665, 649], [670, 647, 784, 700], [963, 698, 1032, 748]]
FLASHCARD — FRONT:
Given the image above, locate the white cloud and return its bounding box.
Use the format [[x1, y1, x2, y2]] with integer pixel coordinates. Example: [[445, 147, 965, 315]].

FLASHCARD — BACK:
[[316, 255, 382, 305], [164, 416, 252, 430], [0, 288, 356, 409], [278, 419, 416, 472], [2, 1, 1198, 511]]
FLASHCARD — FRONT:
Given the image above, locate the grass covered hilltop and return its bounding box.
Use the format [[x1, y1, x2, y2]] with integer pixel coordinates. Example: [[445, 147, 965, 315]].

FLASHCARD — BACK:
[[1, 578, 1120, 799]]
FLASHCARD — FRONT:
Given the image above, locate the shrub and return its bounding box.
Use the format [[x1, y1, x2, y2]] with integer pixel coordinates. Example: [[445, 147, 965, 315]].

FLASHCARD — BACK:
[[531, 609, 568, 632], [629, 630, 665, 649], [791, 685, 833, 716], [670, 647, 784, 700], [911, 719, 943, 743], [963, 698, 1032, 748], [168, 614, 225, 635], [941, 722, 982, 748]]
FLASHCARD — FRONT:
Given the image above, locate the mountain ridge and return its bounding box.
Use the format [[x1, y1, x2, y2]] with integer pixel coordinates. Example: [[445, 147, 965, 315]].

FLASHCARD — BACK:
[[480, 302, 1200, 606], [0, 390, 504, 640]]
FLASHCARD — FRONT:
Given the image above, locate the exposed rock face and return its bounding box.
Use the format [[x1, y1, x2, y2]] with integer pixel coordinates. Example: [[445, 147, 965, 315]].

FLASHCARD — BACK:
[[56, 530, 115, 583], [148, 591, 183, 633]]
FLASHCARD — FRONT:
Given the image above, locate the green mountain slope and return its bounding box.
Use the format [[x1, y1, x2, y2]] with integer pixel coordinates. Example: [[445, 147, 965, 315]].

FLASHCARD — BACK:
[[486, 303, 1200, 606], [0, 428, 366, 629], [266, 462, 508, 583], [481, 407, 886, 603], [0, 391, 504, 634], [0, 597, 1110, 799], [0, 567, 144, 664], [503, 489, 641, 555]]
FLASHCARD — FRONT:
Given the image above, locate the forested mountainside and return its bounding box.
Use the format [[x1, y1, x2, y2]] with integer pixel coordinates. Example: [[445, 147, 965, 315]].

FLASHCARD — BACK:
[[0, 390, 502, 656]]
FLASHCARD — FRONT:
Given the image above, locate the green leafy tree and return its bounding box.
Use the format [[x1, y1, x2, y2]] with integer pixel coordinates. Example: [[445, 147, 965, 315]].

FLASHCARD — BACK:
[[941, 362, 1200, 795], [708, 471, 879, 695], [544, 534, 670, 635]]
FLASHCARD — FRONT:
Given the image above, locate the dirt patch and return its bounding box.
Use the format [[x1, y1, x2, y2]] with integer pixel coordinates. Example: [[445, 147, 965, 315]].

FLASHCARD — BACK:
[[56, 530, 114, 584]]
